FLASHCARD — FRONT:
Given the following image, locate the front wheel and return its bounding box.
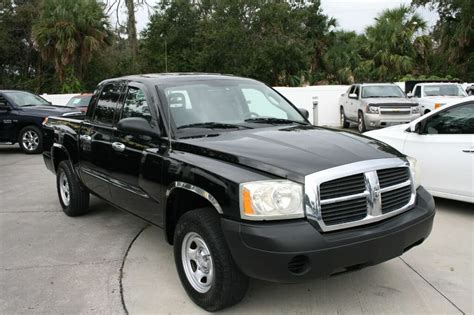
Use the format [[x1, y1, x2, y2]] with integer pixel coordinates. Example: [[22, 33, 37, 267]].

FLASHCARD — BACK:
[[358, 112, 367, 133], [174, 208, 249, 312], [340, 108, 350, 128], [18, 125, 42, 154]]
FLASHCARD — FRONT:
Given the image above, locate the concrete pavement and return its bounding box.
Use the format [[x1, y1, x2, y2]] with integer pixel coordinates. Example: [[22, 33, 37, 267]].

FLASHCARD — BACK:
[[0, 144, 472, 314]]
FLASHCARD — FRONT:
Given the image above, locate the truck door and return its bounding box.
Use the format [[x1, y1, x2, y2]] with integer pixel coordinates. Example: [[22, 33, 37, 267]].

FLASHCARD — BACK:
[[348, 85, 360, 120], [108, 82, 164, 224], [78, 81, 124, 200], [0, 94, 16, 142]]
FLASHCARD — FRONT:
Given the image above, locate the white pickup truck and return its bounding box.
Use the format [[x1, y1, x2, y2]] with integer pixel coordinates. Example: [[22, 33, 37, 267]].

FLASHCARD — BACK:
[[408, 82, 467, 114], [339, 83, 420, 133]]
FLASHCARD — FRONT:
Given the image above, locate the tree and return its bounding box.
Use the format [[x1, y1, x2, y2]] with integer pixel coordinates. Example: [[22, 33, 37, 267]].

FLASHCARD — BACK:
[[32, 0, 112, 91], [412, 0, 474, 81], [356, 6, 428, 81]]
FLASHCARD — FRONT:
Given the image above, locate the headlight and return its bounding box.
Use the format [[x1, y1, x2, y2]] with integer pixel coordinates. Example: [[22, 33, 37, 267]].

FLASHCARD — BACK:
[[367, 105, 379, 114], [240, 180, 304, 220], [407, 156, 421, 188], [411, 106, 420, 114]]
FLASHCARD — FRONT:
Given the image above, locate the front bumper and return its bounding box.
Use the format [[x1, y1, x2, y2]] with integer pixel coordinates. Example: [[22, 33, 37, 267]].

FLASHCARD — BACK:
[[222, 186, 435, 283], [364, 113, 420, 129]]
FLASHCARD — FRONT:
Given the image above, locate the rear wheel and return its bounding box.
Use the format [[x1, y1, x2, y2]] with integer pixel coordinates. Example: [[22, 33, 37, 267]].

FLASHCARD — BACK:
[[340, 108, 350, 128], [56, 161, 90, 216], [358, 111, 367, 133], [18, 125, 42, 154], [174, 208, 249, 311]]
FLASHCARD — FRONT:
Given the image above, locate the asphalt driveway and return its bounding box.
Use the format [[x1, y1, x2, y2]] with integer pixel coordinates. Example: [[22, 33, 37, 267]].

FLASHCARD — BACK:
[[0, 145, 472, 314]]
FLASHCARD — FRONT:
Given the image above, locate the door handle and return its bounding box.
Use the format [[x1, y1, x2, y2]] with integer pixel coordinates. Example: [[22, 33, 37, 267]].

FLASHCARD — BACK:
[[80, 135, 91, 142], [462, 149, 474, 153], [112, 142, 126, 152]]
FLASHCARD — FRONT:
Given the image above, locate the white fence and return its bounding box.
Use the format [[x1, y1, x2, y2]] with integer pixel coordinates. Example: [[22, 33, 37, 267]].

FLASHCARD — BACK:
[[41, 86, 350, 127]]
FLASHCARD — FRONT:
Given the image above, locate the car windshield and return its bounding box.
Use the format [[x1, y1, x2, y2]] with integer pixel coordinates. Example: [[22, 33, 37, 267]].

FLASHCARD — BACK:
[[66, 95, 91, 107], [158, 78, 307, 134], [423, 85, 466, 97], [361, 85, 405, 98], [4, 91, 50, 107]]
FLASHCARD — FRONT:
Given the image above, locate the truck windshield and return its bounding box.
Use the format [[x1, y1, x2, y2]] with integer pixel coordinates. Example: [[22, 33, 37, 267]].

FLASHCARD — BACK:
[[4, 91, 50, 107], [158, 78, 307, 132], [423, 85, 466, 97], [361, 85, 405, 98]]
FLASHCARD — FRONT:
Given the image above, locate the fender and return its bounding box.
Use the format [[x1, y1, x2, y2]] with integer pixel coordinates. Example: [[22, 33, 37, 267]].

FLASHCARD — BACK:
[[166, 181, 223, 214]]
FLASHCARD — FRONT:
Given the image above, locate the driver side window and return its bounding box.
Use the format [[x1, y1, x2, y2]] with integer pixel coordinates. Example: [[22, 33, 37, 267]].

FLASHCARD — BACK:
[[424, 103, 474, 134], [414, 86, 421, 97]]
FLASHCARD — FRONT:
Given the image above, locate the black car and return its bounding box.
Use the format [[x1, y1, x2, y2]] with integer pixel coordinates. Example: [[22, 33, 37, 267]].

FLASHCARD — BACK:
[[42, 74, 435, 311], [0, 90, 81, 153]]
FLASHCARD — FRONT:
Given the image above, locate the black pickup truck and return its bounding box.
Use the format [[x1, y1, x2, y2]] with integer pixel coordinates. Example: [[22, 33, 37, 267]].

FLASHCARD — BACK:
[[42, 74, 435, 311], [0, 90, 81, 153]]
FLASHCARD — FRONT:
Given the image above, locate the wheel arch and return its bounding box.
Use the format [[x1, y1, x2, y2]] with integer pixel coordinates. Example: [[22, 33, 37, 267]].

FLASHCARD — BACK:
[[164, 181, 223, 245]]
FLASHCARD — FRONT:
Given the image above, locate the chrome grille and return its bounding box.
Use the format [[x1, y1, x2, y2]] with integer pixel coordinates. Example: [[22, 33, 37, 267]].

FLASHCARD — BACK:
[[305, 158, 416, 232], [377, 167, 410, 188], [321, 197, 367, 225], [381, 185, 412, 214], [320, 174, 366, 199]]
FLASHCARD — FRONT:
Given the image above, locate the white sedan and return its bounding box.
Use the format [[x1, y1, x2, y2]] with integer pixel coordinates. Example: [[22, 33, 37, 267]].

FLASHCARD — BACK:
[[364, 97, 474, 203]]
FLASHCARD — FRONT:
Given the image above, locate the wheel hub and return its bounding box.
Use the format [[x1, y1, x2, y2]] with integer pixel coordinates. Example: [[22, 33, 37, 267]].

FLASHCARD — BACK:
[[181, 232, 214, 293], [22, 130, 39, 151], [59, 172, 70, 206]]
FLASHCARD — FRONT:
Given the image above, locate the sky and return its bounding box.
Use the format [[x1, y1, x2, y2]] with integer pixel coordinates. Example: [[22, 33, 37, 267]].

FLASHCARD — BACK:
[[131, 0, 439, 34]]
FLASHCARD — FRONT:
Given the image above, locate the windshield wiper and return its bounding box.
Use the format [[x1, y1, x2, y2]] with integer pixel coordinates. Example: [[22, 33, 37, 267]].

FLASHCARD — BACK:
[[177, 122, 251, 130], [244, 117, 308, 125]]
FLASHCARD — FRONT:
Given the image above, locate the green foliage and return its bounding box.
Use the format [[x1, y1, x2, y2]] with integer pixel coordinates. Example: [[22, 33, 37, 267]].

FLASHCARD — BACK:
[[32, 0, 113, 90], [412, 0, 474, 81], [0, 0, 472, 92]]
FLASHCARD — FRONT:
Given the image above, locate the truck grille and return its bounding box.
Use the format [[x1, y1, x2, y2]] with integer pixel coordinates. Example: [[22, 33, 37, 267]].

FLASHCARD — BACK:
[[379, 107, 412, 115], [377, 167, 410, 188], [314, 163, 415, 229]]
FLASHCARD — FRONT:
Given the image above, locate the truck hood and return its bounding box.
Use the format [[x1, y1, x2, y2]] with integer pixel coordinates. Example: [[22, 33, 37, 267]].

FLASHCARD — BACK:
[[20, 105, 80, 116], [363, 97, 415, 105], [176, 125, 402, 182]]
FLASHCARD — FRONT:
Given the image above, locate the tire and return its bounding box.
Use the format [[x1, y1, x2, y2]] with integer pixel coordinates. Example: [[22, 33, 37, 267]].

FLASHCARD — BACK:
[[424, 109, 431, 115], [340, 107, 350, 128], [174, 208, 249, 311], [56, 160, 90, 217], [358, 111, 367, 133], [18, 125, 42, 154]]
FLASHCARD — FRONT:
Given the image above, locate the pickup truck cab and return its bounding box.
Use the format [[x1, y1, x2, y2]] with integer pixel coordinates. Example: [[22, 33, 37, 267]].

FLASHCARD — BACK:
[[42, 74, 435, 311], [409, 82, 467, 114], [0, 90, 81, 153], [339, 83, 420, 133]]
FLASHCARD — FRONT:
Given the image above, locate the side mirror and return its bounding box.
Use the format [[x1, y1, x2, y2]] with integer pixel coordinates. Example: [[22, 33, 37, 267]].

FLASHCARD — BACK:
[[298, 108, 309, 119], [409, 121, 424, 134], [0, 101, 10, 111], [407, 92, 413, 98], [117, 117, 158, 137], [349, 93, 357, 99]]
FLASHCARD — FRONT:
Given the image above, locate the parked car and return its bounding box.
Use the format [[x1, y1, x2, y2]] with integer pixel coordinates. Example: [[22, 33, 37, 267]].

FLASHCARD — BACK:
[[339, 83, 420, 133], [364, 97, 474, 203], [0, 90, 81, 154], [42, 74, 435, 311], [65, 93, 92, 113], [408, 82, 467, 114]]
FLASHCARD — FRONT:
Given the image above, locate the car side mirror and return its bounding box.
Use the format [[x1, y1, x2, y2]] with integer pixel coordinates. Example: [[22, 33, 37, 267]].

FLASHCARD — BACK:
[[407, 92, 413, 98], [0, 101, 10, 111], [410, 121, 423, 134], [298, 108, 309, 119], [349, 93, 357, 99], [117, 117, 158, 137]]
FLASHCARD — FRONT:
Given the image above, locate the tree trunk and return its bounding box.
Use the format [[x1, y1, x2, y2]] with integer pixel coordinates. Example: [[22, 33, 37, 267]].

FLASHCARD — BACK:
[[125, 0, 138, 61]]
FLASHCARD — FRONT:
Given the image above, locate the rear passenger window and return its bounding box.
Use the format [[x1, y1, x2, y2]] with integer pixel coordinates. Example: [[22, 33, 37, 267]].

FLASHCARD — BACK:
[[93, 83, 122, 125], [121, 86, 153, 122]]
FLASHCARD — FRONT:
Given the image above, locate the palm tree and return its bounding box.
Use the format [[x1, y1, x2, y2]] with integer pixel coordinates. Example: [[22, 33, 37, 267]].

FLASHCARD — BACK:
[[32, 0, 112, 88], [358, 6, 427, 81]]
